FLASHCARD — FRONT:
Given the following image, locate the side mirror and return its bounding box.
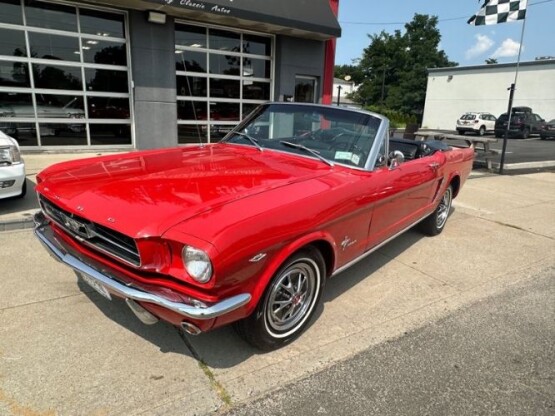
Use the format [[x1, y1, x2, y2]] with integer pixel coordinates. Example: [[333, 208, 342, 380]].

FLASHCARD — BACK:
[[388, 150, 404, 169]]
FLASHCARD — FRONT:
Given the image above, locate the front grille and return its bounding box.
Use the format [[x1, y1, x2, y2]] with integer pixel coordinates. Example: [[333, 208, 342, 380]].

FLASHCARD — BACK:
[[39, 195, 140, 267]]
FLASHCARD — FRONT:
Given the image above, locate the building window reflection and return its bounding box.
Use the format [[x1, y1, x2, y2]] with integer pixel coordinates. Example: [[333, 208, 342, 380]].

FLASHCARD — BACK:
[[176, 23, 273, 143], [0, 1, 131, 148]]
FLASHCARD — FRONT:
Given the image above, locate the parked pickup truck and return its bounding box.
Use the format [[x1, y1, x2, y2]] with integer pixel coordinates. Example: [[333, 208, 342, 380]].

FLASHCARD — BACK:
[[33, 103, 474, 350], [494, 106, 546, 139]]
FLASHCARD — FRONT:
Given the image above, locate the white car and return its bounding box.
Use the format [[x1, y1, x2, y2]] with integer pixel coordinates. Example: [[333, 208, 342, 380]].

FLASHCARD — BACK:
[[456, 112, 497, 136], [0, 131, 26, 199]]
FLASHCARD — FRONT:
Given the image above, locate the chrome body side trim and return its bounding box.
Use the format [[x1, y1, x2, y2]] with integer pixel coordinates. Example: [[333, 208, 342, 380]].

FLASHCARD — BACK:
[[34, 211, 251, 321]]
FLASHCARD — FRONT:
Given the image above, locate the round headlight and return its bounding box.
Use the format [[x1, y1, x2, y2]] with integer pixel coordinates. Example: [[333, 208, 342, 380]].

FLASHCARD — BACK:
[[182, 246, 213, 283]]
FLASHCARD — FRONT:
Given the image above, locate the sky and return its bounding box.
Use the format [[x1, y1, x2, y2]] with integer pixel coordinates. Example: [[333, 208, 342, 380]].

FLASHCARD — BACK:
[[335, 0, 555, 67]]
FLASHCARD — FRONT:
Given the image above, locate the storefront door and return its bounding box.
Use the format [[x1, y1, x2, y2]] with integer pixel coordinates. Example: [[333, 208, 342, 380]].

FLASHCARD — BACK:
[[294, 76, 318, 103]]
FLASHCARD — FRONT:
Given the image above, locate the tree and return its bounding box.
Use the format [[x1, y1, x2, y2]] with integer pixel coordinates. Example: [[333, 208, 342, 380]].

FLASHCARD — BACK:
[[334, 63, 364, 85], [485, 58, 498, 64], [350, 14, 457, 121]]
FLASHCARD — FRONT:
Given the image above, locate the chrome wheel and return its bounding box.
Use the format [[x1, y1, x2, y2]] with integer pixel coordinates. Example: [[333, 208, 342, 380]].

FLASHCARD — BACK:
[[234, 248, 325, 350], [265, 258, 319, 337], [436, 187, 452, 229]]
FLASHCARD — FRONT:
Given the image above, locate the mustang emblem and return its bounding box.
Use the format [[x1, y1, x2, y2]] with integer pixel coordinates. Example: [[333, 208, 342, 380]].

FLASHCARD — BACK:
[[60, 213, 91, 239]]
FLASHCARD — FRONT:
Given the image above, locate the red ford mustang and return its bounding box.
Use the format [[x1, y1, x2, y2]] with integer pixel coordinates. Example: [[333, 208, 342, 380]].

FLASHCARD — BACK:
[[34, 103, 474, 350]]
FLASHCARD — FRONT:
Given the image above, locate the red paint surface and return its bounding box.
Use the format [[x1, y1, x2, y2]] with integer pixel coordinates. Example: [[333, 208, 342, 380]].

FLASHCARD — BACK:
[[36, 142, 474, 331]]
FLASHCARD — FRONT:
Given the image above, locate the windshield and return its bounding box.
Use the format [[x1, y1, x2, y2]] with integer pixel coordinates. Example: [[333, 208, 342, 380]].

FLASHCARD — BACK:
[[223, 103, 383, 169]]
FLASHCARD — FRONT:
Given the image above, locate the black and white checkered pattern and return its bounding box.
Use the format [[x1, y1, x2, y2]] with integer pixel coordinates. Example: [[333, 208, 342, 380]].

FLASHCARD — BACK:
[[468, 0, 527, 26]]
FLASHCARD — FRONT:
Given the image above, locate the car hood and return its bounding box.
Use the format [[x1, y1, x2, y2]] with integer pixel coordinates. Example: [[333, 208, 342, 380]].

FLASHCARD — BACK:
[[37, 144, 332, 238]]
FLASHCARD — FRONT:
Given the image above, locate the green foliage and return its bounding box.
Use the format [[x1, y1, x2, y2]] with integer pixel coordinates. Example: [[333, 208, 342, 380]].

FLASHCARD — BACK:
[[342, 14, 457, 123], [334, 64, 365, 84], [364, 105, 417, 128], [485, 58, 498, 64]]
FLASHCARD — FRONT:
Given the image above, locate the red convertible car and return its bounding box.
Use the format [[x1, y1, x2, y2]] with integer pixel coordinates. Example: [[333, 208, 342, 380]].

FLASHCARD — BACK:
[[34, 103, 474, 350]]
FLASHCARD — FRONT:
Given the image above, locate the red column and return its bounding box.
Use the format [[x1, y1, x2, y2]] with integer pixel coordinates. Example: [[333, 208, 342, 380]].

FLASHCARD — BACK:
[[322, 0, 339, 105]]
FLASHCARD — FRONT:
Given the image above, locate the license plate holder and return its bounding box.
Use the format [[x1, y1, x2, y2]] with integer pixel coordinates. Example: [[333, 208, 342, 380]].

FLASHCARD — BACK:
[[80, 273, 112, 300]]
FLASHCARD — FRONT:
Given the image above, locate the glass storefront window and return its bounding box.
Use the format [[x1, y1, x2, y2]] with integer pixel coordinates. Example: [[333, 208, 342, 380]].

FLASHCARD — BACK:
[[243, 81, 270, 100], [0, 2, 131, 148], [79, 9, 125, 38], [178, 124, 207, 144], [209, 29, 240, 52], [0, 61, 30, 87], [0, 92, 32, 114], [33, 64, 82, 90], [0, 0, 23, 25], [175, 50, 206, 72], [209, 102, 240, 121], [34, 94, 84, 119], [0, 28, 27, 57], [176, 24, 207, 49], [243, 58, 271, 78], [176, 23, 272, 142], [7, 123, 38, 146], [28, 32, 80, 62], [24, 1, 77, 32], [243, 34, 271, 56], [177, 101, 207, 121], [210, 125, 234, 142], [90, 123, 131, 145], [39, 123, 87, 146], [210, 78, 240, 99], [84, 68, 128, 92], [177, 76, 207, 97], [87, 97, 129, 119], [209, 53, 240, 75], [82, 39, 126, 66]]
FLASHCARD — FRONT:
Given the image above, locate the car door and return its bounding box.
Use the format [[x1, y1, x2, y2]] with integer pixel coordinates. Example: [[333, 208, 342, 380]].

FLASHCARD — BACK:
[[366, 151, 446, 250]]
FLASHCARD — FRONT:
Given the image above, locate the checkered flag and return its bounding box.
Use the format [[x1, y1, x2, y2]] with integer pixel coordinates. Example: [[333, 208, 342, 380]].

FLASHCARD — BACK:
[[468, 0, 527, 25]]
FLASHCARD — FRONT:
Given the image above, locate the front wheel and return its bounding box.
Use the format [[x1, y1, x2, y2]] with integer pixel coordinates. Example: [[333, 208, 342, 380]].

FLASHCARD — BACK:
[[521, 128, 530, 139], [235, 247, 325, 350], [478, 126, 486, 136], [418, 185, 453, 236]]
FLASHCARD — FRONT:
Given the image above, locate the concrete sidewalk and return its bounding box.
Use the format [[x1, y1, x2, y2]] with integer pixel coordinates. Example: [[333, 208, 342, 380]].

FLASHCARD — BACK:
[[0, 164, 553, 414]]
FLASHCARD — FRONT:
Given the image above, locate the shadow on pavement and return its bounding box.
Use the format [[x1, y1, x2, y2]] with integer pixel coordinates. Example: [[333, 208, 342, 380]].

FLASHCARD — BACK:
[[0, 178, 39, 216]]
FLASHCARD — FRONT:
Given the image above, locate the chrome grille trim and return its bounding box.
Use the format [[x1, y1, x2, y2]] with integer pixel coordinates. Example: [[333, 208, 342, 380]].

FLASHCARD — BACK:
[[39, 195, 141, 267]]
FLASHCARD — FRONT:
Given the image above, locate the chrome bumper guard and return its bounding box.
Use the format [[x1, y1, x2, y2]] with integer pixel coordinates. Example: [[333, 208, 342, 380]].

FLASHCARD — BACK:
[[33, 211, 251, 320]]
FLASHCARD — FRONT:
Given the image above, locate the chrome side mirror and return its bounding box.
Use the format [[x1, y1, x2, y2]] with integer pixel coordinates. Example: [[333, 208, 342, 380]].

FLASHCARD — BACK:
[[388, 150, 404, 170]]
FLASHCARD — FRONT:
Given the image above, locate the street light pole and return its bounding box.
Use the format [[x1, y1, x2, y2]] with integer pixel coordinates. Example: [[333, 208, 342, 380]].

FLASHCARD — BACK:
[[336, 85, 342, 106]]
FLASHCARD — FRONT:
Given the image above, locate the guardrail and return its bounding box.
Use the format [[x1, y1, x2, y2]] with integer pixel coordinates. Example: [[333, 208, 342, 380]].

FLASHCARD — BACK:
[[413, 131, 499, 170]]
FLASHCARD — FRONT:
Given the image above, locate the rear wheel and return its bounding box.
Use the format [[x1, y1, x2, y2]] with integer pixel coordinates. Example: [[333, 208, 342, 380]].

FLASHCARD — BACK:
[[418, 185, 453, 236], [457, 130, 465, 135], [521, 128, 530, 139], [235, 247, 325, 350]]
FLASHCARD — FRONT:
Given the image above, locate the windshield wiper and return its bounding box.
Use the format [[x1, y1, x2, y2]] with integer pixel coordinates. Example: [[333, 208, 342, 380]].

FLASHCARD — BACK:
[[228, 131, 263, 151], [280, 141, 334, 167]]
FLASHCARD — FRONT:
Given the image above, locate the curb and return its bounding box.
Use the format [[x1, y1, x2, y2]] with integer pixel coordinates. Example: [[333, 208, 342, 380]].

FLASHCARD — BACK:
[[0, 217, 35, 232]]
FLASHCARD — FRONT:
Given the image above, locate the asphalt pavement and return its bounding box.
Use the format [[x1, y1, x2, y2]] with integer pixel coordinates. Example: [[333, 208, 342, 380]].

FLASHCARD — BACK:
[[0, 155, 554, 415], [223, 270, 555, 416]]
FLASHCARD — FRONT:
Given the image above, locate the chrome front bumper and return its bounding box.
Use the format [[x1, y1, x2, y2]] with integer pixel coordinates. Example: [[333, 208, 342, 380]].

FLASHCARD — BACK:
[[33, 211, 251, 321]]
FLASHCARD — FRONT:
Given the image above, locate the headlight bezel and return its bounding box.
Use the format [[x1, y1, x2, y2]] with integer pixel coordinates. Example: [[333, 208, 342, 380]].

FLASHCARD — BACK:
[[182, 245, 213, 284], [0, 145, 22, 165]]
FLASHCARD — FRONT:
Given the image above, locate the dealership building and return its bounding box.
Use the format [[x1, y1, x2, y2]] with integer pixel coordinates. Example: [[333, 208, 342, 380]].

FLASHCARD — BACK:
[[422, 59, 555, 130], [0, 0, 341, 150]]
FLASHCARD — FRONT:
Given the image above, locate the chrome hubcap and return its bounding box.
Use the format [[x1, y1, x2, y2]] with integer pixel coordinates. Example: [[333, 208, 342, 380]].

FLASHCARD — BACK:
[[266, 261, 317, 333], [436, 188, 452, 229]]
